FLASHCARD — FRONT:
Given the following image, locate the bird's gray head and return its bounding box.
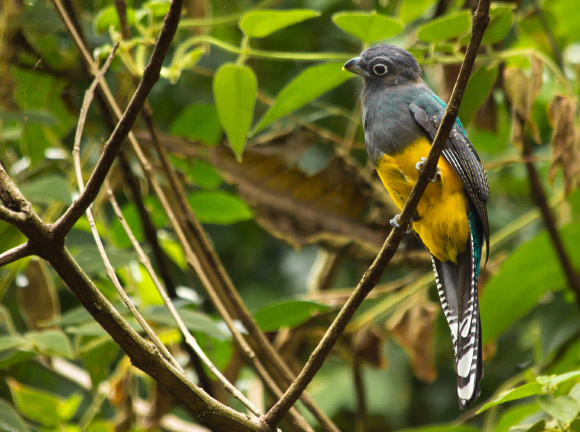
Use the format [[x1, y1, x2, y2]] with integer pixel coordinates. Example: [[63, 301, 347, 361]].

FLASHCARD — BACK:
[[343, 45, 422, 87]]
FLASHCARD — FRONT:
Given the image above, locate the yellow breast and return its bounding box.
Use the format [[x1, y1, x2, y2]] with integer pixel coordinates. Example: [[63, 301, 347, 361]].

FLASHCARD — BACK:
[[376, 137, 469, 263]]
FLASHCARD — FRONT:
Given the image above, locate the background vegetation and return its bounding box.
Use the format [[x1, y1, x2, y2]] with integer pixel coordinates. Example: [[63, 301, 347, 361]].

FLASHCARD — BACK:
[[1, 0, 580, 431]]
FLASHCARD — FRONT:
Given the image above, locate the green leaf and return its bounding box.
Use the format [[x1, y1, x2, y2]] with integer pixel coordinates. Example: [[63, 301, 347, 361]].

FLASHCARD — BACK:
[[82, 340, 118, 389], [495, 402, 541, 432], [189, 160, 222, 190], [538, 370, 580, 388], [8, 380, 82, 426], [20, 175, 72, 206], [332, 11, 404, 43], [94, 5, 137, 33], [481, 223, 580, 343], [254, 300, 331, 332], [254, 62, 350, 132], [0, 399, 30, 432], [239, 9, 320, 38], [0, 335, 27, 351], [188, 190, 253, 225], [143, 0, 170, 17], [142, 306, 229, 340], [537, 395, 580, 426], [417, 10, 472, 42], [399, 0, 437, 23], [398, 425, 479, 432], [26, 330, 74, 358], [213, 64, 257, 160], [478, 382, 543, 413], [481, 7, 514, 45], [170, 104, 221, 146], [458, 65, 498, 126]]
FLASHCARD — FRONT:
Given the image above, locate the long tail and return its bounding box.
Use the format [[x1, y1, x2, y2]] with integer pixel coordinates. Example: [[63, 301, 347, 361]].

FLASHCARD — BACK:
[[431, 231, 483, 409]]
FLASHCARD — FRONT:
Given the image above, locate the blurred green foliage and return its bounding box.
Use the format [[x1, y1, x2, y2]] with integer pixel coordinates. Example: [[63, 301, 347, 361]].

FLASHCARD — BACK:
[[2, 0, 580, 431]]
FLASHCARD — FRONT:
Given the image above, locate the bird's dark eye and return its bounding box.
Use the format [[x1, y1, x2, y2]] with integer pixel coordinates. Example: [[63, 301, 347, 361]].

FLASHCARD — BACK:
[[373, 63, 388, 76]]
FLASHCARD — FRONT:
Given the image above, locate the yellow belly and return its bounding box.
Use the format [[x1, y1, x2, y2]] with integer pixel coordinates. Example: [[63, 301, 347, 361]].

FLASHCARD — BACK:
[[376, 137, 469, 263]]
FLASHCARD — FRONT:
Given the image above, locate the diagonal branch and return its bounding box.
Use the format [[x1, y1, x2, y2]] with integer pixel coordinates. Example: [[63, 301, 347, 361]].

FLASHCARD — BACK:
[[0, 243, 32, 267], [261, 0, 491, 427], [52, 0, 184, 237]]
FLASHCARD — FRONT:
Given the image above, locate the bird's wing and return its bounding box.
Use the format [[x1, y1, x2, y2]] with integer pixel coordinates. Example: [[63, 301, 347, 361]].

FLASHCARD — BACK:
[[409, 99, 490, 261]]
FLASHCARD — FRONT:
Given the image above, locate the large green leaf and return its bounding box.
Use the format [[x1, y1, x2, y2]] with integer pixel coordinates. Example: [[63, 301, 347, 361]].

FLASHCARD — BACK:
[[254, 300, 331, 332], [0, 399, 29, 432], [458, 64, 498, 126], [142, 306, 229, 340], [495, 402, 541, 432], [188, 190, 253, 225], [417, 11, 472, 42], [481, 222, 580, 343], [399, 425, 479, 432], [20, 175, 72, 206], [332, 11, 404, 43], [478, 382, 543, 413], [398, 0, 437, 23], [537, 395, 580, 426], [26, 330, 74, 358], [213, 64, 257, 161], [94, 5, 137, 33], [8, 380, 82, 427], [254, 62, 351, 132], [0, 335, 27, 351], [481, 6, 514, 45], [170, 104, 221, 147], [239, 9, 320, 38]]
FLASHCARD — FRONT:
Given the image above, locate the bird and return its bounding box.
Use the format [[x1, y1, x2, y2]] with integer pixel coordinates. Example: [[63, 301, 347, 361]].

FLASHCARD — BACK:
[[343, 45, 489, 409]]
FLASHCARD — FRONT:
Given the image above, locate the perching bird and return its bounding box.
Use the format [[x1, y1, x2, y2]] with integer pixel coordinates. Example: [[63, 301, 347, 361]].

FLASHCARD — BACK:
[[344, 45, 489, 409]]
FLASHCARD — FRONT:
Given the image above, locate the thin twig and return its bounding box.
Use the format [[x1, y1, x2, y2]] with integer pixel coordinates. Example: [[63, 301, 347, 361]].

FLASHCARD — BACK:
[[52, 0, 185, 237], [0, 243, 31, 267], [71, 44, 183, 372], [261, 1, 491, 427], [521, 132, 580, 307], [105, 184, 263, 418]]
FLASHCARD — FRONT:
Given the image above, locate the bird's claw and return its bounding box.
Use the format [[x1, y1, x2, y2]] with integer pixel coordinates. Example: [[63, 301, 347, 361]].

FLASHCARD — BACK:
[[390, 214, 413, 234], [415, 157, 441, 183]]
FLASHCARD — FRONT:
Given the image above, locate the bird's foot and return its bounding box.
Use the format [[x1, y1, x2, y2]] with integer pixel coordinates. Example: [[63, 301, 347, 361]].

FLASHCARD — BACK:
[[415, 157, 441, 183], [390, 214, 413, 234]]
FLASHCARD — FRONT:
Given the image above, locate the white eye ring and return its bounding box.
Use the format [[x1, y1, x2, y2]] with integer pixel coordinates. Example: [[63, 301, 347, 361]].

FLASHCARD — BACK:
[[373, 63, 388, 76]]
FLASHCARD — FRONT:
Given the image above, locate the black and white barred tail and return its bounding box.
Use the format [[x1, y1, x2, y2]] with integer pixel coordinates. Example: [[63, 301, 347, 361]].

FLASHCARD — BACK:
[[431, 231, 483, 409]]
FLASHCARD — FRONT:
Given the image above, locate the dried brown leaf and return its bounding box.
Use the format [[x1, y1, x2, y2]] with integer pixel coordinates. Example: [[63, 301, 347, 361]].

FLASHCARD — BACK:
[[386, 291, 438, 382], [353, 324, 387, 368], [548, 95, 580, 194], [19, 259, 59, 330], [504, 57, 543, 146], [156, 131, 394, 260]]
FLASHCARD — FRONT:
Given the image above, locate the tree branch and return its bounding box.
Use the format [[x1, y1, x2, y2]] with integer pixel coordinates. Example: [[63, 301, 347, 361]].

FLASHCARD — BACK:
[[0, 243, 31, 267], [261, 0, 491, 427]]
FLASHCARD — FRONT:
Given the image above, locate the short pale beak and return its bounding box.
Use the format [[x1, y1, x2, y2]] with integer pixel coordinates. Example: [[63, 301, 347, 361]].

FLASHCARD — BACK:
[[343, 57, 366, 76]]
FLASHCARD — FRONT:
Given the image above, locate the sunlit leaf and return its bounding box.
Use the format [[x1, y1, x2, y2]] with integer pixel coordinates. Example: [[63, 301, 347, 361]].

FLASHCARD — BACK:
[[213, 64, 257, 160], [478, 382, 543, 413], [332, 11, 404, 42], [239, 9, 320, 38], [495, 402, 541, 432], [188, 190, 253, 225], [94, 5, 136, 33], [399, 0, 437, 23], [143, 0, 170, 17], [254, 300, 331, 331], [0, 336, 27, 351], [417, 11, 471, 42], [142, 306, 229, 340], [254, 62, 350, 132], [8, 379, 82, 426]]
